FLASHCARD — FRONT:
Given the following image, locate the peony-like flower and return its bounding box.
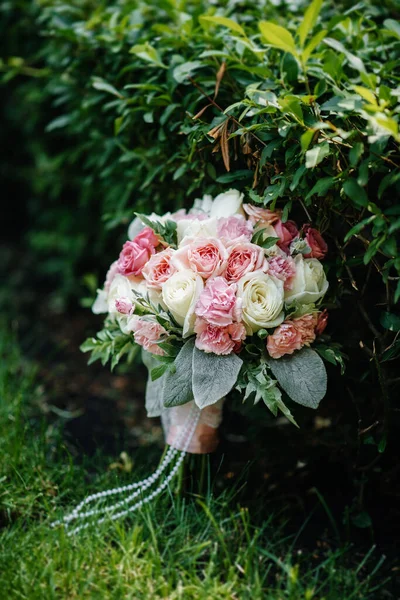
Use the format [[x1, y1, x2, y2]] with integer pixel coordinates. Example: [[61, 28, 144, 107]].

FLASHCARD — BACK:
[[266, 322, 303, 359], [267, 255, 297, 290], [284, 255, 329, 305], [292, 313, 319, 346], [117, 227, 159, 277], [243, 204, 281, 227], [303, 224, 328, 260], [217, 215, 253, 242], [194, 319, 246, 355], [173, 238, 228, 279], [142, 248, 177, 290], [177, 217, 218, 244], [195, 277, 241, 327], [224, 242, 267, 283], [127, 316, 167, 356], [210, 189, 245, 219], [161, 269, 204, 336], [274, 220, 299, 253], [104, 260, 119, 292], [315, 309, 329, 335], [237, 271, 284, 332], [115, 297, 133, 315]]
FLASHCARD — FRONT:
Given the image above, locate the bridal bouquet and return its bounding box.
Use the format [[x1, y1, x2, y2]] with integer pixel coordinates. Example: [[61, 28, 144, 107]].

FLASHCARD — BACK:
[[85, 189, 332, 453]]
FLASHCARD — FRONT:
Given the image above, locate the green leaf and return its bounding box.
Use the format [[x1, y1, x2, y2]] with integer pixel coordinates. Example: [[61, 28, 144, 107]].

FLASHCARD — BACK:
[[344, 216, 375, 242], [151, 364, 169, 381], [305, 143, 330, 168], [349, 142, 364, 167], [92, 77, 123, 98], [162, 339, 195, 408], [129, 43, 165, 68], [380, 311, 400, 332], [353, 86, 377, 105], [343, 179, 368, 208], [259, 21, 297, 56], [200, 15, 246, 37], [268, 348, 327, 409], [302, 29, 327, 62], [305, 177, 335, 199], [298, 0, 323, 47], [383, 19, 400, 40], [192, 347, 243, 409], [173, 61, 202, 84], [324, 38, 366, 73]]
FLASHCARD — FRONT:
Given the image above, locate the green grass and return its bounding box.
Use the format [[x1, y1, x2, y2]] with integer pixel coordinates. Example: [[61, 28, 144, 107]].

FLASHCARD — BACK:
[[0, 324, 390, 599]]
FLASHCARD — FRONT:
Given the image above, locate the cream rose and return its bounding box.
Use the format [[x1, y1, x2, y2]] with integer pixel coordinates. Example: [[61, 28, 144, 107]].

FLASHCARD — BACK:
[[210, 189, 244, 219], [177, 217, 218, 244], [162, 269, 204, 337], [237, 271, 284, 333], [284, 255, 328, 305]]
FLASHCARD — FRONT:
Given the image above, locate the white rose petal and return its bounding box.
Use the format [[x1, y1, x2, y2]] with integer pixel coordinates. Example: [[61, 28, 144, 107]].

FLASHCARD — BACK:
[[237, 270, 284, 333], [161, 269, 204, 337], [210, 189, 244, 219], [92, 289, 108, 314], [192, 193, 213, 216], [285, 255, 328, 305], [177, 217, 218, 244]]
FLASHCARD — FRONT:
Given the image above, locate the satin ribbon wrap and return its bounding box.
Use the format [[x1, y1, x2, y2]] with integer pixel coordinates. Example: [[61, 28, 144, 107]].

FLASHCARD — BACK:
[[161, 399, 224, 454]]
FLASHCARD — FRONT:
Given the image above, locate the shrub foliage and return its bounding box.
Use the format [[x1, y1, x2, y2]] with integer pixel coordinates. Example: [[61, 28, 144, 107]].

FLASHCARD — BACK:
[[1, 0, 400, 524]]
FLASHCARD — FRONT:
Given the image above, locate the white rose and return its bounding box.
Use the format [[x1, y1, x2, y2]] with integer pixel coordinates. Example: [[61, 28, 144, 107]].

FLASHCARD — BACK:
[[177, 217, 218, 244], [210, 189, 244, 219], [192, 193, 213, 216], [237, 271, 284, 333], [161, 269, 204, 337], [284, 255, 328, 305]]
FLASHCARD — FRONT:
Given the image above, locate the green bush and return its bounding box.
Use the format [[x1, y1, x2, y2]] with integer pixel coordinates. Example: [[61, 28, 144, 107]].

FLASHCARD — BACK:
[[1, 0, 399, 526]]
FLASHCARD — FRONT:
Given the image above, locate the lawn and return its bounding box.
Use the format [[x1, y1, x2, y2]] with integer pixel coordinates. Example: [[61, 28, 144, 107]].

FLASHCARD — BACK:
[[0, 322, 394, 599]]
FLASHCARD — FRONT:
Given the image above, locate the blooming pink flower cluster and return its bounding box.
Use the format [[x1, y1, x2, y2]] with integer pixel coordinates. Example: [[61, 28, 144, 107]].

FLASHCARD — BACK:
[[103, 197, 328, 358]]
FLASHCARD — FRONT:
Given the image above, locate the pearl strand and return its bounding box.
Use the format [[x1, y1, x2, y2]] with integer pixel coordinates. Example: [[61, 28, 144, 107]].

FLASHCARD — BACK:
[[67, 406, 200, 536], [52, 403, 200, 532]]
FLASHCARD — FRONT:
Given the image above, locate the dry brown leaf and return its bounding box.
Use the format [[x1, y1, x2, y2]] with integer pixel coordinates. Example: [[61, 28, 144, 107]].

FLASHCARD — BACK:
[[214, 61, 226, 99], [220, 119, 230, 171], [193, 103, 212, 120]]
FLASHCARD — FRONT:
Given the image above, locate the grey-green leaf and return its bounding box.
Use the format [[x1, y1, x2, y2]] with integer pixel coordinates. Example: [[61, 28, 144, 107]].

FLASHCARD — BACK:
[[268, 347, 327, 409], [142, 350, 165, 417], [162, 339, 194, 408], [192, 347, 243, 409]]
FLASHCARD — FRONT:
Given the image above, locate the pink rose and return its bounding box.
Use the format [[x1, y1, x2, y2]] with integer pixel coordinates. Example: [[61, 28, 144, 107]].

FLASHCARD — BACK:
[[266, 322, 302, 359], [194, 319, 246, 355], [292, 313, 319, 346], [303, 225, 328, 260], [142, 248, 177, 290], [217, 215, 253, 242], [173, 238, 228, 279], [115, 297, 133, 315], [224, 242, 267, 282], [134, 226, 160, 249], [243, 204, 281, 226], [117, 227, 159, 277], [274, 220, 299, 253], [117, 240, 152, 276], [267, 255, 296, 290], [315, 309, 328, 336], [104, 260, 119, 292], [195, 277, 241, 327], [128, 316, 167, 356]]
